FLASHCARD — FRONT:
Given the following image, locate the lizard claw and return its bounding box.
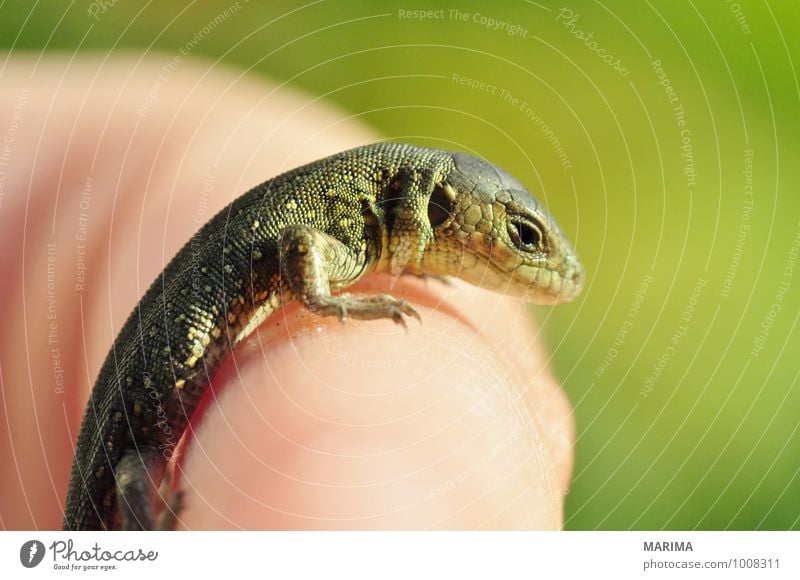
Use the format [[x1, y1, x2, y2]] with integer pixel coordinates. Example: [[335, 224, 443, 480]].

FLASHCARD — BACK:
[[388, 299, 421, 331], [395, 299, 421, 325]]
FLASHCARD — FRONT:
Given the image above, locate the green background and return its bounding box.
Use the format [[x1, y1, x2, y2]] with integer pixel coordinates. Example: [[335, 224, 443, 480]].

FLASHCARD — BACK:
[[4, 0, 798, 529]]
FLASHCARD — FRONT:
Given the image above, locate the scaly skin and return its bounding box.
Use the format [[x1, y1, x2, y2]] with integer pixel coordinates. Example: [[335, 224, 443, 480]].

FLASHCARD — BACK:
[[63, 142, 584, 530]]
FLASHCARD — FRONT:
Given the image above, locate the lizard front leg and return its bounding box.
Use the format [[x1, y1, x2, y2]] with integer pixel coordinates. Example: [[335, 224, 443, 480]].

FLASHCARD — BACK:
[[279, 225, 420, 325]]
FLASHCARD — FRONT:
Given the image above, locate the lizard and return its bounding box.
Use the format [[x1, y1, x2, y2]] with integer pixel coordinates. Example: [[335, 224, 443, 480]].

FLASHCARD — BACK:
[[63, 142, 584, 530]]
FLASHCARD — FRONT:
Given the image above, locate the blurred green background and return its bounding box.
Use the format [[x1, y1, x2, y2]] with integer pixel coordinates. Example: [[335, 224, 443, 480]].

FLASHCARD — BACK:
[[4, 0, 798, 529]]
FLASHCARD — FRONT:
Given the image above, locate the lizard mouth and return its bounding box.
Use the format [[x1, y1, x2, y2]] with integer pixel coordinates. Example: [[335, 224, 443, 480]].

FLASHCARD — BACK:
[[470, 252, 578, 304]]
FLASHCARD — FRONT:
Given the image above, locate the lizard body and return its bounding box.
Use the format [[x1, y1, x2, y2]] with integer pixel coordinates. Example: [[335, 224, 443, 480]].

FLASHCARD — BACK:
[[63, 142, 583, 530]]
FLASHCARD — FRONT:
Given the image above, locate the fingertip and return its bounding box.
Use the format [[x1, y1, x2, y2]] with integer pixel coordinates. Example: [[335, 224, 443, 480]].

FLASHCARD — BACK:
[[177, 277, 572, 529]]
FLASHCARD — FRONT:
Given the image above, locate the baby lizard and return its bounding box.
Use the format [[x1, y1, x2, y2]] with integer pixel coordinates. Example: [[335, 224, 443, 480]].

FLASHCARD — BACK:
[[63, 142, 584, 530]]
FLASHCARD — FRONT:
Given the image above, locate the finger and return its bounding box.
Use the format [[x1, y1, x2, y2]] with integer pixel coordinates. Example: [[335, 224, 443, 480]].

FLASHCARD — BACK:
[[175, 274, 573, 530], [0, 54, 573, 530]]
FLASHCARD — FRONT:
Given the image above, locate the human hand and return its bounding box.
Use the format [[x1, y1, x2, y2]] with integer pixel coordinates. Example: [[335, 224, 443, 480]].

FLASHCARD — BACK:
[[0, 54, 573, 530]]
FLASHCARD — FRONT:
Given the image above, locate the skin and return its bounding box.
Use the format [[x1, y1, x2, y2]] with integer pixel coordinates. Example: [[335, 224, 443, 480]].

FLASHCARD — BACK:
[[0, 55, 577, 530]]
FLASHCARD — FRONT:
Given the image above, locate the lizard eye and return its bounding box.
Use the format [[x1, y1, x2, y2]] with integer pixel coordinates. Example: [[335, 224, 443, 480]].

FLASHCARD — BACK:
[[428, 184, 454, 227], [508, 216, 545, 251]]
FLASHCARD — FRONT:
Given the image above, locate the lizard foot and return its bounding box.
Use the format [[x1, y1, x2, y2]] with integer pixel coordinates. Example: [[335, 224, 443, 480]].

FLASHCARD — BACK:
[[310, 293, 421, 327]]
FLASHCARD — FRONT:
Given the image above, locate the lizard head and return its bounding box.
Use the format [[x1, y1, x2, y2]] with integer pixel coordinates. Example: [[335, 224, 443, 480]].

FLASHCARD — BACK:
[[424, 151, 584, 304]]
